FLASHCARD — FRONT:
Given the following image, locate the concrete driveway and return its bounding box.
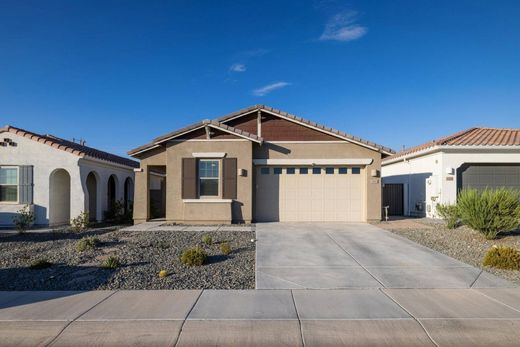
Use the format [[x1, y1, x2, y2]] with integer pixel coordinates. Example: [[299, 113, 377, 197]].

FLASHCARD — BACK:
[[256, 223, 515, 289]]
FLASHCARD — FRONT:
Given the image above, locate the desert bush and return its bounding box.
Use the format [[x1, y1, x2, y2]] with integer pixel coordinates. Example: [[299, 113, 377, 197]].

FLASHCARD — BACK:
[[104, 200, 132, 224], [457, 188, 520, 239], [220, 242, 232, 255], [76, 237, 101, 252], [180, 246, 207, 266], [101, 256, 121, 269], [201, 234, 212, 245], [13, 205, 35, 233], [30, 259, 52, 269], [483, 246, 520, 270], [436, 203, 459, 229], [71, 211, 90, 232]]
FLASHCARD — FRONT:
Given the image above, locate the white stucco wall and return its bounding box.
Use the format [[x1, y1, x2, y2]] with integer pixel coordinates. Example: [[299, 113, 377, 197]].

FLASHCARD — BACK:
[[383, 147, 520, 218], [0, 132, 135, 227]]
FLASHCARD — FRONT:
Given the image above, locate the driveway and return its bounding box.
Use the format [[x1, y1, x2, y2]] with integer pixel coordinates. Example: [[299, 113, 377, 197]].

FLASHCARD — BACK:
[[256, 223, 514, 289]]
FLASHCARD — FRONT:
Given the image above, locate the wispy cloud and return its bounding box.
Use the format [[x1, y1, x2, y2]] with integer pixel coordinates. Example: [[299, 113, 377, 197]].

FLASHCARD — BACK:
[[253, 81, 290, 96], [229, 63, 246, 72], [319, 11, 367, 42]]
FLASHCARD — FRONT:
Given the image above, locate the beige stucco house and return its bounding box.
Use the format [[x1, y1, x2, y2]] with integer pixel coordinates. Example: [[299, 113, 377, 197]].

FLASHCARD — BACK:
[[128, 105, 394, 224]]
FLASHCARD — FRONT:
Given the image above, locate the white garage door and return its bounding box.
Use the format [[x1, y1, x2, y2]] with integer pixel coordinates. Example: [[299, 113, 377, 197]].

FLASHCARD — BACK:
[[255, 166, 365, 222]]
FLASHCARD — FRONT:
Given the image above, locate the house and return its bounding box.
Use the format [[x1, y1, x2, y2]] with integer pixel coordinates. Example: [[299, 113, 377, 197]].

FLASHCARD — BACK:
[[128, 105, 394, 224], [381, 127, 520, 218], [0, 125, 139, 227]]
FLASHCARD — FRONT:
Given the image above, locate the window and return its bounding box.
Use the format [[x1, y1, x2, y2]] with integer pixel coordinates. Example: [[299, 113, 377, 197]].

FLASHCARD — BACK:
[[198, 160, 219, 196], [260, 167, 270, 175], [299, 168, 308, 174], [312, 167, 321, 175], [352, 167, 361, 174], [325, 167, 334, 174], [338, 167, 348, 174], [273, 168, 282, 175], [286, 168, 295, 174], [0, 167, 18, 202]]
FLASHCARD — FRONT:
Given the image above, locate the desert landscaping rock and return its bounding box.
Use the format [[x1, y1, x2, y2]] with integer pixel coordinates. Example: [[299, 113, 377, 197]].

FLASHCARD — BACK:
[[0, 226, 255, 290], [375, 219, 520, 285]]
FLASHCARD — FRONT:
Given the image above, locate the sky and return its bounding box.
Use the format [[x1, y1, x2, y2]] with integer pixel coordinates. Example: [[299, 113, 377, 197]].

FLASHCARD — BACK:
[[1, 0, 519, 157]]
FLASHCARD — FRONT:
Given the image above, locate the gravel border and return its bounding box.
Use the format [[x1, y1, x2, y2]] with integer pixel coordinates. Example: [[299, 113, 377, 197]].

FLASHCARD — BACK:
[[0, 226, 255, 290]]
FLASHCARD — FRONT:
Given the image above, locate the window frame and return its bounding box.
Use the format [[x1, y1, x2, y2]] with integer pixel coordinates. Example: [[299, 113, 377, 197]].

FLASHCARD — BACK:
[[286, 167, 295, 174], [198, 159, 220, 198], [325, 167, 335, 175], [0, 166, 19, 204], [338, 167, 348, 174], [351, 167, 361, 174], [299, 168, 308, 175], [312, 167, 321, 175]]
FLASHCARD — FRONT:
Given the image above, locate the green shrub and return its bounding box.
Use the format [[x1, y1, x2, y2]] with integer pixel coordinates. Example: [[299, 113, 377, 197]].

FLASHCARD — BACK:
[[13, 205, 35, 233], [483, 246, 520, 270], [201, 234, 212, 245], [180, 246, 207, 266], [457, 188, 520, 239], [220, 242, 232, 255], [104, 200, 133, 224], [30, 259, 52, 269], [76, 237, 101, 252], [71, 211, 90, 232], [101, 256, 121, 269], [436, 203, 459, 229]]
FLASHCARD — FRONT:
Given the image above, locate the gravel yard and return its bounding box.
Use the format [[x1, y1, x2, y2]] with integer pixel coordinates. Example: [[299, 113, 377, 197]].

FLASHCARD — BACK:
[[0, 225, 255, 290], [374, 218, 520, 285]]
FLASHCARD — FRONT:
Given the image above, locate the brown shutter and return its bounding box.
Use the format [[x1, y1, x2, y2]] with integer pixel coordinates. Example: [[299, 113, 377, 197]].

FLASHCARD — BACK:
[[222, 158, 237, 199], [182, 158, 197, 199]]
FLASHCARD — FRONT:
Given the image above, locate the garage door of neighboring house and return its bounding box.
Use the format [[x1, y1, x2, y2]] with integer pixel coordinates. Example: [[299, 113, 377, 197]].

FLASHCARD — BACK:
[[382, 183, 404, 216], [254, 166, 365, 222], [458, 164, 520, 191]]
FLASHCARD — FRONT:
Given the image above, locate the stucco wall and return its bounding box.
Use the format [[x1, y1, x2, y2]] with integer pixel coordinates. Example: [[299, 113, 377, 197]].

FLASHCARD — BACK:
[[0, 132, 135, 226], [382, 148, 520, 218]]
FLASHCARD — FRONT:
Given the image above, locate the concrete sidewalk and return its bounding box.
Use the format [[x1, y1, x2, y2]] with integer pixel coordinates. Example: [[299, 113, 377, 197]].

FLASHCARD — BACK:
[[1, 288, 520, 346]]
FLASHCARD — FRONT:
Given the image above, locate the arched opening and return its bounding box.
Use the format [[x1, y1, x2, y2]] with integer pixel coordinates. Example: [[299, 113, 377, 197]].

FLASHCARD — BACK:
[[49, 169, 71, 226], [107, 175, 118, 209], [124, 177, 134, 213], [86, 172, 98, 222]]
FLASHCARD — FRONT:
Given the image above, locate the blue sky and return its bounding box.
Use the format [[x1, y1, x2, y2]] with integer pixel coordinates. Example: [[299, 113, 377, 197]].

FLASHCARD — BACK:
[[1, 0, 519, 156]]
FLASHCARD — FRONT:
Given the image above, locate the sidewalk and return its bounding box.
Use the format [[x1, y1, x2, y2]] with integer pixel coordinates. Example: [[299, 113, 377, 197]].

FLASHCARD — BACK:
[[1, 288, 520, 346]]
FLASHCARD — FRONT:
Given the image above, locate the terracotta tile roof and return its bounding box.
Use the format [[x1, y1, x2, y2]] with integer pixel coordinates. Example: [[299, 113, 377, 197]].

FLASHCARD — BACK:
[[128, 119, 263, 156], [1, 125, 139, 168], [216, 105, 395, 155], [383, 127, 520, 162]]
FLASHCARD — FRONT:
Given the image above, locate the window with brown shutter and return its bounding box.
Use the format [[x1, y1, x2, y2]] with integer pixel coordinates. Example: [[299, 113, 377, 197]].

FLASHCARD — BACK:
[[222, 158, 237, 199], [182, 158, 197, 199]]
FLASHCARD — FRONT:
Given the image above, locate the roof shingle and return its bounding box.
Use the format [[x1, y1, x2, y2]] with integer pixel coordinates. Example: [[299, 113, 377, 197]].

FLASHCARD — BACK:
[[1, 125, 139, 168], [384, 127, 520, 162]]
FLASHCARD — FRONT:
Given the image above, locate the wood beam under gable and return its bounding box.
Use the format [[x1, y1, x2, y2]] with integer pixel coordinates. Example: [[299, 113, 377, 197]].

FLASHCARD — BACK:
[[205, 125, 211, 139], [257, 109, 262, 138]]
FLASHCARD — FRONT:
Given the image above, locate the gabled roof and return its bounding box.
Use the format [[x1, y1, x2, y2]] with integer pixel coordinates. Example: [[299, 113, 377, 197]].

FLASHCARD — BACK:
[[383, 127, 520, 163], [128, 119, 263, 156], [1, 125, 139, 168], [216, 105, 395, 155], [129, 105, 395, 157]]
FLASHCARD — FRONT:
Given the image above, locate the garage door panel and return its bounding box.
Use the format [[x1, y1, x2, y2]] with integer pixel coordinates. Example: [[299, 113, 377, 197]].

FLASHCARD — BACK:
[[255, 166, 365, 222]]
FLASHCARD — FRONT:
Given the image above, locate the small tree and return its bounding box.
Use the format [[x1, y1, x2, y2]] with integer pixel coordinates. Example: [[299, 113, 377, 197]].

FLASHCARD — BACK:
[[13, 205, 35, 233]]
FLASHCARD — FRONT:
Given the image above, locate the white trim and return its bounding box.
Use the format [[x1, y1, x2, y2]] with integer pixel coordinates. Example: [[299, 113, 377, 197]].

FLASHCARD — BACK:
[[183, 199, 232, 203], [134, 168, 143, 172], [192, 152, 227, 158], [253, 158, 373, 165], [129, 144, 161, 156], [207, 124, 262, 143], [0, 166, 19, 204], [169, 139, 248, 142]]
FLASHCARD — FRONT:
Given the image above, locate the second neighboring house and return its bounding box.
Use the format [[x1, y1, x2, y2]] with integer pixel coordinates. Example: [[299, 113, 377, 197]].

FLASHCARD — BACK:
[[128, 105, 394, 224], [0, 126, 139, 227], [382, 127, 520, 218]]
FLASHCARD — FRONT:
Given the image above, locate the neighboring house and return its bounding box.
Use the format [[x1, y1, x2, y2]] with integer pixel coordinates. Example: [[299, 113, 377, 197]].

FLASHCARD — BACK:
[[0, 125, 139, 227], [381, 127, 520, 218], [128, 105, 394, 224]]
